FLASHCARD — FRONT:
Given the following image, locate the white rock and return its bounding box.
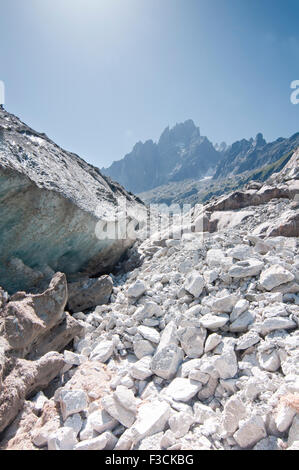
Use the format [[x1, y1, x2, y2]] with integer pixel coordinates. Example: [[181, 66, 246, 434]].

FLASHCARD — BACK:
[[32, 421, 61, 448], [90, 340, 114, 363], [234, 415, 267, 448], [275, 404, 296, 433], [222, 396, 247, 434], [189, 368, 210, 383], [200, 313, 229, 330], [74, 432, 115, 450], [260, 317, 296, 336], [113, 385, 137, 414], [236, 331, 260, 350], [164, 378, 202, 402], [140, 381, 160, 401], [184, 271, 204, 297], [138, 432, 164, 450], [131, 401, 171, 442], [48, 427, 78, 450], [210, 294, 239, 313], [199, 416, 220, 438], [58, 389, 88, 421], [258, 349, 281, 372], [229, 259, 264, 278], [79, 420, 97, 441], [151, 344, 184, 380], [204, 269, 219, 284], [114, 428, 135, 450], [160, 430, 176, 449], [101, 395, 136, 428], [133, 338, 156, 359], [227, 245, 252, 260], [130, 356, 153, 380], [178, 326, 206, 358], [88, 409, 118, 434], [260, 265, 295, 291], [169, 411, 194, 438], [230, 299, 249, 322], [137, 325, 160, 344], [179, 358, 202, 378], [253, 436, 280, 450], [206, 249, 226, 267], [142, 301, 163, 317], [215, 348, 238, 379], [127, 280, 147, 297], [185, 304, 202, 317], [230, 310, 255, 332], [120, 375, 135, 388], [64, 350, 82, 366], [287, 440, 299, 450], [193, 403, 216, 424], [179, 260, 193, 273], [157, 320, 178, 351], [204, 333, 222, 353]]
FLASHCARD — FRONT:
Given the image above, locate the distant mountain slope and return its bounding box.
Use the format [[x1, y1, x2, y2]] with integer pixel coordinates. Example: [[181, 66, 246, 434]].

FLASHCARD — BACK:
[[213, 132, 299, 179], [139, 147, 298, 207], [102, 120, 221, 193], [102, 120, 299, 202]]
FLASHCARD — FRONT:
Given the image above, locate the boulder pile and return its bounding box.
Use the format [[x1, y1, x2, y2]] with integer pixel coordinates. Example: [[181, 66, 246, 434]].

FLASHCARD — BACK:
[[0, 138, 298, 451], [1, 195, 298, 450]]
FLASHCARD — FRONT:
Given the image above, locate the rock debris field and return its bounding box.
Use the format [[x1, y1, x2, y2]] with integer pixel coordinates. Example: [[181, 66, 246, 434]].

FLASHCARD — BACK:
[[0, 135, 298, 451]]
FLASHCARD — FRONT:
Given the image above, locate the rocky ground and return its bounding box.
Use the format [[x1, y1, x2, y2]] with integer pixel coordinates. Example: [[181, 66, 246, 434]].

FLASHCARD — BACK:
[[0, 149, 298, 451]]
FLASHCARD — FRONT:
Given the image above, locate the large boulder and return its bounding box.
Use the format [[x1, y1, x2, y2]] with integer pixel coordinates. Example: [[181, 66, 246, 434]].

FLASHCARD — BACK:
[[208, 210, 255, 232], [67, 275, 113, 313], [2, 273, 83, 359], [0, 108, 144, 294], [206, 187, 291, 212], [0, 352, 65, 433], [260, 210, 299, 238]]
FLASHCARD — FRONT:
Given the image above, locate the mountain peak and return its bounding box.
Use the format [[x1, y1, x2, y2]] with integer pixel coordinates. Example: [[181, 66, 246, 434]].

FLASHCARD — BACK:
[[254, 132, 266, 147], [102, 119, 218, 193], [158, 120, 200, 150]]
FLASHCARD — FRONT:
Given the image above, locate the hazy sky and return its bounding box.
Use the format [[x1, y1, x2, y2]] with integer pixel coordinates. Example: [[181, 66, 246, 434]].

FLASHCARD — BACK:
[[0, 0, 298, 167]]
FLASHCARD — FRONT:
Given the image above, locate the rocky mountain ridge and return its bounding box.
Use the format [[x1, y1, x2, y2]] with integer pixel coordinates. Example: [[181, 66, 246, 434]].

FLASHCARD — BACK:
[[102, 120, 299, 200], [102, 120, 221, 194], [214, 131, 299, 180]]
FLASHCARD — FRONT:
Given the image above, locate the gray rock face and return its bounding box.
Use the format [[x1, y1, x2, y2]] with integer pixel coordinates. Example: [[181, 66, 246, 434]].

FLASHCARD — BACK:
[[139, 133, 299, 208], [214, 132, 299, 180], [0, 108, 143, 293], [102, 120, 221, 193], [67, 275, 113, 313]]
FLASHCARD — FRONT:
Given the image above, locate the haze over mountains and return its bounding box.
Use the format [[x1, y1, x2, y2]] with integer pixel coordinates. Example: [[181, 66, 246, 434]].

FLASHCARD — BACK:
[[101, 120, 222, 194], [102, 120, 299, 203]]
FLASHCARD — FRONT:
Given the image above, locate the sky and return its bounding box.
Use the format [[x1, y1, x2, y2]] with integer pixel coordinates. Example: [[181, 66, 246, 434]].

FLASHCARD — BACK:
[[0, 0, 299, 168]]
